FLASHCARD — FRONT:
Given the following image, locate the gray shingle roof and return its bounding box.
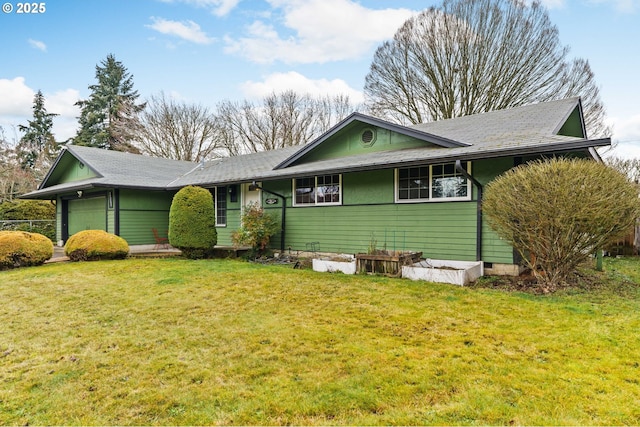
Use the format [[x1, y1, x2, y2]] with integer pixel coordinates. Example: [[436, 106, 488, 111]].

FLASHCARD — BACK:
[[409, 97, 582, 145], [23, 145, 196, 198], [168, 146, 300, 188], [62, 145, 197, 188], [23, 98, 609, 199]]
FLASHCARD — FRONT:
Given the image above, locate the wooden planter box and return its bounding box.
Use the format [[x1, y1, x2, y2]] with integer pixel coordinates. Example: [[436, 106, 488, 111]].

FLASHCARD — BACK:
[[356, 251, 422, 277]]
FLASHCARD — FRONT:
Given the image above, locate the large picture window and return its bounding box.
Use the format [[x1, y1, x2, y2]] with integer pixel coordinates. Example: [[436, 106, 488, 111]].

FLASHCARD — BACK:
[[294, 174, 342, 206], [396, 162, 471, 202]]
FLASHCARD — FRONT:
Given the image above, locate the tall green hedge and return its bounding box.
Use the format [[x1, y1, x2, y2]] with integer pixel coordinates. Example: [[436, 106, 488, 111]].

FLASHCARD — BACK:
[[0, 200, 55, 219], [169, 186, 217, 259], [0, 200, 56, 241]]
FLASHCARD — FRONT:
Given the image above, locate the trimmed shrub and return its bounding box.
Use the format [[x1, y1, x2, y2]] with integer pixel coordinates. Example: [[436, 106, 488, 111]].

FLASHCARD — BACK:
[[0, 200, 56, 241], [483, 158, 640, 291], [0, 230, 54, 270], [169, 186, 217, 259], [0, 200, 55, 220], [65, 230, 129, 261]]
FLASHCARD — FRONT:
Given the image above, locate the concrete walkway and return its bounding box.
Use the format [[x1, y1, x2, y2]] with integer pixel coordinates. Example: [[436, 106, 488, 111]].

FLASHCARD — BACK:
[[48, 244, 182, 263]]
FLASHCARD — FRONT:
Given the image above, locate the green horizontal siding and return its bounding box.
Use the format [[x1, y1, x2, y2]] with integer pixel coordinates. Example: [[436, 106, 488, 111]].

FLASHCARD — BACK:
[[215, 208, 241, 247], [48, 152, 96, 185], [119, 189, 176, 210], [279, 203, 478, 260], [300, 125, 438, 164], [262, 159, 517, 264], [118, 190, 175, 245], [482, 222, 513, 262], [68, 197, 106, 235], [119, 210, 171, 245]]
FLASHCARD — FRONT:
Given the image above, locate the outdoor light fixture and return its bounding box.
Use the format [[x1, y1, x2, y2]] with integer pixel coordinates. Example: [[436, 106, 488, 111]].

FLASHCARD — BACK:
[[77, 190, 83, 198]]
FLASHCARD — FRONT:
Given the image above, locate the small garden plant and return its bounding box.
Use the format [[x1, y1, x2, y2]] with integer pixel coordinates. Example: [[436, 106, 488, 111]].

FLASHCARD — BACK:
[[64, 230, 129, 261], [231, 202, 279, 256]]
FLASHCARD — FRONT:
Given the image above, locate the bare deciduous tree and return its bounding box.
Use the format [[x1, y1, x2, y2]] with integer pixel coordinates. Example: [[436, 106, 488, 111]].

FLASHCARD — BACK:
[[605, 156, 640, 185], [214, 91, 357, 155], [132, 93, 220, 161], [0, 127, 38, 202], [364, 0, 610, 137]]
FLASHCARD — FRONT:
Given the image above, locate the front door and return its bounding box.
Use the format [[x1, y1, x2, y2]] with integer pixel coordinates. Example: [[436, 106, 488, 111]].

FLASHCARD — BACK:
[[242, 182, 261, 209]]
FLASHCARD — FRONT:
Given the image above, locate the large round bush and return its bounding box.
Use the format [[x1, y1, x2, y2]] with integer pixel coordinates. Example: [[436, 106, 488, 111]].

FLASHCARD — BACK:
[[169, 186, 217, 259], [65, 230, 129, 261], [0, 230, 54, 269], [483, 157, 640, 290]]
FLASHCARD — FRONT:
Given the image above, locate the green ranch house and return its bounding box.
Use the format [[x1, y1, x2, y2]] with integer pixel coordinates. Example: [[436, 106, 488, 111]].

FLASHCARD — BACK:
[[23, 98, 610, 274]]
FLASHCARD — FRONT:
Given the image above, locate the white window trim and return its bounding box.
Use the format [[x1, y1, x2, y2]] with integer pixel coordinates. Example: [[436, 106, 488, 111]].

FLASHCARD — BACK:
[[293, 174, 343, 207], [214, 186, 227, 227], [395, 162, 472, 203]]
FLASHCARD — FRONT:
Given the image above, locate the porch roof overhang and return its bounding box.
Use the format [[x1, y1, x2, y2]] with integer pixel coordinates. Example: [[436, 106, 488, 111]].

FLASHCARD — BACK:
[[21, 179, 176, 200]]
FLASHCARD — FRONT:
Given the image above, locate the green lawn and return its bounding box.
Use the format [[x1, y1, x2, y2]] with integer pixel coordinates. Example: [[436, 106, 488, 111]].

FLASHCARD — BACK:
[[1, 257, 640, 425]]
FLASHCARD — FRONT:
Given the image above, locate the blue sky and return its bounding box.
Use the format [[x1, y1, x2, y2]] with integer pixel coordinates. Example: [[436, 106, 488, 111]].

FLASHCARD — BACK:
[[1, 0, 639, 159]]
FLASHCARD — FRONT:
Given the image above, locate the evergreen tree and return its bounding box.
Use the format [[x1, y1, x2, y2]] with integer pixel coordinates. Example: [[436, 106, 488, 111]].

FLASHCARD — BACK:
[[17, 90, 59, 170], [74, 54, 145, 150]]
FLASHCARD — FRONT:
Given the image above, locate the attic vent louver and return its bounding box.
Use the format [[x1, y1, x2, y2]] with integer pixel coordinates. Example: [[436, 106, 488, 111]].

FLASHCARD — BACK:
[[360, 128, 376, 147]]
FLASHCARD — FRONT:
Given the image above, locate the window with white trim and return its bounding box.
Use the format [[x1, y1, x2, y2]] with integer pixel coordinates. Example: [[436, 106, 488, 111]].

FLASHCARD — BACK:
[[294, 174, 342, 206], [396, 162, 471, 202], [215, 186, 227, 226]]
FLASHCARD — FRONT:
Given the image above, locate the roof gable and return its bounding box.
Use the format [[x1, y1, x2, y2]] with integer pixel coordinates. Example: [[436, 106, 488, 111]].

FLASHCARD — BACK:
[[274, 113, 468, 170], [38, 148, 101, 189], [37, 145, 196, 192], [555, 103, 586, 138]]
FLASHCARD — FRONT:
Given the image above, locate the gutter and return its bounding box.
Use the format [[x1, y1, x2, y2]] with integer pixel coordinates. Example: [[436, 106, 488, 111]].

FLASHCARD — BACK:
[[455, 160, 483, 262], [249, 181, 287, 252]]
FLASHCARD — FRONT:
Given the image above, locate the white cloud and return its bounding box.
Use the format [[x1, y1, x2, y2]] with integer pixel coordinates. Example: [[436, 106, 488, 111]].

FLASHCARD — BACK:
[[28, 39, 47, 52], [0, 77, 34, 116], [607, 141, 640, 160], [240, 71, 364, 103], [588, 0, 638, 13], [210, 0, 241, 16], [537, 0, 566, 9], [604, 114, 640, 159], [0, 77, 80, 142], [608, 114, 640, 141], [224, 0, 416, 64], [147, 17, 215, 45], [157, 0, 240, 16]]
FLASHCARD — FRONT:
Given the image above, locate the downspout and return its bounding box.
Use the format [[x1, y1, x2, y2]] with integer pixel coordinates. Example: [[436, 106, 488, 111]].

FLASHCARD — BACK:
[[249, 181, 286, 252], [455, 160, 483, 262]]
